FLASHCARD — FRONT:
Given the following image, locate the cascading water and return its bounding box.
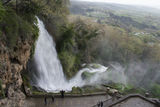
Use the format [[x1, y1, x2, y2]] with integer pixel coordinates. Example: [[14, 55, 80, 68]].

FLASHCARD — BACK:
[[33, 18, 68, 92], [33, 17, 125, 92]]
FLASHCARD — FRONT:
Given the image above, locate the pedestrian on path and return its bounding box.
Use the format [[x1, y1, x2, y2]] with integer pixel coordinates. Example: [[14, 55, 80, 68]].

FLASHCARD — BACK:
[[97, 101, 101, 107], [100, 101, 103, 107], [60, 90, 65, 98], [44, 96, 47, 106], [51, 96, 54, 102]]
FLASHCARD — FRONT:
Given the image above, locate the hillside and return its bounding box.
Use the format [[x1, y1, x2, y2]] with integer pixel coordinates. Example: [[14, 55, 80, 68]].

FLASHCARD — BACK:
[[70, 1, 160, 34]]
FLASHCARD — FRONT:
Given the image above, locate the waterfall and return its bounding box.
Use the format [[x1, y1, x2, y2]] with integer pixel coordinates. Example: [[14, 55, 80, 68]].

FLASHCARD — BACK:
[[32, 18, 109, 92], [33, 18, 68, 92]]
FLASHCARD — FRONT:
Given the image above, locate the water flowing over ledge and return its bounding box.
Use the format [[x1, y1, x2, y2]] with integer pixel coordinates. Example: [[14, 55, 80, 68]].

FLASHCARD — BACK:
[[32, 17, 125, 92]]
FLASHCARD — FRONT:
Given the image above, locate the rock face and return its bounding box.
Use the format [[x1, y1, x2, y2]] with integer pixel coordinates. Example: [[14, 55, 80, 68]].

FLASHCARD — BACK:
[[0, 34, 33, 107]]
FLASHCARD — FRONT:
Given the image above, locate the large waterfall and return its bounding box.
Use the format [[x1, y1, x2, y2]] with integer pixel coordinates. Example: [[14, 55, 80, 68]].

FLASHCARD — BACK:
[[33, 18, 68, 92], [33, 18, 124, 92]]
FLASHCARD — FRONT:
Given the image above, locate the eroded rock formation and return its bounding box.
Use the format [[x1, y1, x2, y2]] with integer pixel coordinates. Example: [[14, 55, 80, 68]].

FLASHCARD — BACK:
[[0, 33, 33, 107]]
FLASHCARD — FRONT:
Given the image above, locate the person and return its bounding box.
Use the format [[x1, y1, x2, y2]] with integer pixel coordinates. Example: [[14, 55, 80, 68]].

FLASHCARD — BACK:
[[60, 90, 65, 98], [97, 102, 100, 107], [44, 96, 47, 106], [100, 101, 103, 107], [51, 96, 55, 102]]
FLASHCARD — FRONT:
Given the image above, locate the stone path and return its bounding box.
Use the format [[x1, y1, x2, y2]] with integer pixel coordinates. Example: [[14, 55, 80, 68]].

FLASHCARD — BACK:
[[25, 95, 111, 107]]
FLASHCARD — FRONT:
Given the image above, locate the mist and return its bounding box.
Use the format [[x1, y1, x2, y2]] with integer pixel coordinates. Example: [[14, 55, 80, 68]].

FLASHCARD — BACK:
[[86, 61, 160, 91]]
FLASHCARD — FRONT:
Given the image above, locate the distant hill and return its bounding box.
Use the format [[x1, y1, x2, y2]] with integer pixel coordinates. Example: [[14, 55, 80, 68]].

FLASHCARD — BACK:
[[70, 1, 160, 33]]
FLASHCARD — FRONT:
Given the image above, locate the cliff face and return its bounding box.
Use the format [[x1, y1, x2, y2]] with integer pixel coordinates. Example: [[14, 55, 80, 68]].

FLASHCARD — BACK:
[[0, 33, 34, 107], [0, 0, 69, 106]]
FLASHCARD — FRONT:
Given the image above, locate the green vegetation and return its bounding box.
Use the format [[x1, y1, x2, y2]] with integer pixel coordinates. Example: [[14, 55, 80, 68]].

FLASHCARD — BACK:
[[71, 86, 103, 94], [22, 73, 32, 90], [0, 0, 40, 48], [0, 2, 5, 22], [1, 0, 160, 99], [104, 83, 146, 96], [81, 71, 95, 80], [0, 0, 69, 48], [0, 0, 70, 97], [71, 87, 83, 94], [68, 1, 160, 98], [150, 84, 160, 98], [57, 17, 99, 78], [70, 1, 160, 33], [59, 51, 76, 78], [31, 85, 103, 95], [91, 64, 101, 69], [88, 24, 160, 64], [36, 0, 70, 40]]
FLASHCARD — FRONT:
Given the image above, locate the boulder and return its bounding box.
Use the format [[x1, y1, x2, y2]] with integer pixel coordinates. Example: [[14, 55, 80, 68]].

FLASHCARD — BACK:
[[81, 71, 95, 80]]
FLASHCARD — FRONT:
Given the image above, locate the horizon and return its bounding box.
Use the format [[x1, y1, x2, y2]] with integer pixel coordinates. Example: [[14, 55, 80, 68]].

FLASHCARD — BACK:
[[71, 0, 160, 9]]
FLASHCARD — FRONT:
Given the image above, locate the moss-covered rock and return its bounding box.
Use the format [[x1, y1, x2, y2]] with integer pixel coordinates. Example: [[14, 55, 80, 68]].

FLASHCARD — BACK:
[[91, 64, 101, 69], [71, 86, 83, 94], [71, 85, 103, 94], [59, 51, 77, 78], [81, 71, 95, 80]]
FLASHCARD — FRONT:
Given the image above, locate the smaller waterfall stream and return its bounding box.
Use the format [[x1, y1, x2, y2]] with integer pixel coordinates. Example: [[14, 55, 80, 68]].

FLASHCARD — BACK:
[[33, 18, 108, 92]]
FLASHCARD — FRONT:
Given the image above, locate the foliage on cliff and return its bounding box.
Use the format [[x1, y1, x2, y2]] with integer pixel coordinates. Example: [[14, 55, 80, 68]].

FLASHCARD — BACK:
[[0, 0, 69, 48], [0, 0, 40, 48], [35, 0, 70, 41], [57, 16, 99, 78], [0, 1, 41, 101]]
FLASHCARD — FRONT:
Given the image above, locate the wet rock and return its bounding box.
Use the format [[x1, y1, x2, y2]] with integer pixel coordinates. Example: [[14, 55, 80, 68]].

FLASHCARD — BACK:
[[0, 37, 33, 107], [24, 86, 32, 95], [2, 84, 6, 89], [145, 92, 150, 97], [81, 71, 95, 80], [109, 89, 118, 94]]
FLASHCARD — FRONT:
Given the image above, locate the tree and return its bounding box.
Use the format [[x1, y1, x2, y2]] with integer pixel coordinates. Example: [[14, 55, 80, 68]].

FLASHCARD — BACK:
[[2, 0, 13, 5]]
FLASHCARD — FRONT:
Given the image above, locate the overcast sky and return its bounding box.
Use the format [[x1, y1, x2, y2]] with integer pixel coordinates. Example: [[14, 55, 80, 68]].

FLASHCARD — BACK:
[[72, 0, 160, 9]]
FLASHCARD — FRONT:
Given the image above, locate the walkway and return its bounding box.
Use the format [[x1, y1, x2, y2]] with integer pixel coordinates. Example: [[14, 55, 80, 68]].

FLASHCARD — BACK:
[[25, 95, 111, 107]]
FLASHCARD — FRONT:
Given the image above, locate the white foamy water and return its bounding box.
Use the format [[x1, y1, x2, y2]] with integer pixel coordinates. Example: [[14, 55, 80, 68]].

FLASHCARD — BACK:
[[33, 18, 67, 92], [33, 18, 124, 92]]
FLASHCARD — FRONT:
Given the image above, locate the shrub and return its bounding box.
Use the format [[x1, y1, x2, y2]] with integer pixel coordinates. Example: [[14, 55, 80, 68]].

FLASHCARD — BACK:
[[81, 71, 95, 80], [59, 51, 76, 78], [0, 1, 5, 22], [17, 0, 41, 23], [57, 20, 99, 78], [150, 83, 160, 98], [0, 1, 40, 48], [2, 9, 19, 47]]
